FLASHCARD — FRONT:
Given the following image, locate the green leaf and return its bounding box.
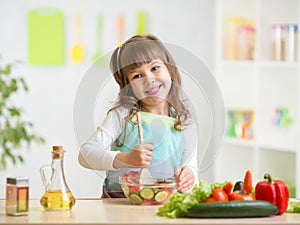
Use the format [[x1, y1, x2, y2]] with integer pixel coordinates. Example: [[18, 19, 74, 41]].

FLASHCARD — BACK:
[[1, 154, 7, 169], [17, 155, 24, 163], [8, 107, 21, 117], [19, 78, 29, 92], [3, 64, 12, 75]]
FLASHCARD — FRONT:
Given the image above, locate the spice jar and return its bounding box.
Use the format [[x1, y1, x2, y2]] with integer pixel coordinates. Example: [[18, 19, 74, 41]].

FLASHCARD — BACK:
[[272, 24, 285, 61], [237, 25, 255, 60], [6, 177, 29, 216], [285, 24, 298, 61]]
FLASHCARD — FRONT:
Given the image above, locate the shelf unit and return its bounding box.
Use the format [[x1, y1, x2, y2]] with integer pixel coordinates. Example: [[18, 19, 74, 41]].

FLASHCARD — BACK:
[[214, 0, 299, 198]]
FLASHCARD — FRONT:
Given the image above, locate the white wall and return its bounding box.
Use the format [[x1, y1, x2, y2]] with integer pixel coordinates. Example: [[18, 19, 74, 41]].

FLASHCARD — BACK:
[[0, 0, 216, 198]]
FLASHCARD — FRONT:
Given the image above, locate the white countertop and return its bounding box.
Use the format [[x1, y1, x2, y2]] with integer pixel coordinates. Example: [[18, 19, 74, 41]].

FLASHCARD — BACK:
[[0, 199, 299, 225]]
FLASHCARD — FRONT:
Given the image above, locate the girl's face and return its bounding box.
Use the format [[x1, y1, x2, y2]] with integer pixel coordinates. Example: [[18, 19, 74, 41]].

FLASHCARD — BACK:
[[127, 59, 172, 107]]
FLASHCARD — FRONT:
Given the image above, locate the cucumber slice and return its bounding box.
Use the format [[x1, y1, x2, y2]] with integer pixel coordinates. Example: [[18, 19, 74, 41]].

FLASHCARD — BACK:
[[154, 190, 169, 203], [140, 188, 154, 200], [122, 184, 130, 196], [129, 193, 143, 204]]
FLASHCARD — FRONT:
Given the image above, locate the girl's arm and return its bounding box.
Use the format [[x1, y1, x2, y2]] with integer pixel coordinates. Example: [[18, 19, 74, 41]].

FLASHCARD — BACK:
[[78, 108, 126, 171], [176, 121, 199, 191]]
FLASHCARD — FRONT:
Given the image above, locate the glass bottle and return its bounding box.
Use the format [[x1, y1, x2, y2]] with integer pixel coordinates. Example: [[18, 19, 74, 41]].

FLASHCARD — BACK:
[[272, 24, 285, 61], [285, 24, 298, 62], [40, 145, 75, 210]]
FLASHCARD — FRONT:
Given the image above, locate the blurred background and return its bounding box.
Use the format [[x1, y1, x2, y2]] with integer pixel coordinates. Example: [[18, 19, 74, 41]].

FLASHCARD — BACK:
[[0, 0, 299, 199]]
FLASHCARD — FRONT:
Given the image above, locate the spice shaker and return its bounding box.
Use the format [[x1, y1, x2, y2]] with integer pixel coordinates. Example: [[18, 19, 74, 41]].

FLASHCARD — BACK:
[[272, 24, 285, 61], [285, 24, 298, 61], [6, 177, 29, 216]]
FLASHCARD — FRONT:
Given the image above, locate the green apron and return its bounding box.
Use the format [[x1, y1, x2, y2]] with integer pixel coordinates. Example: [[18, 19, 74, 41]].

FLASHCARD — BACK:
[[105, 111, 185, 192]]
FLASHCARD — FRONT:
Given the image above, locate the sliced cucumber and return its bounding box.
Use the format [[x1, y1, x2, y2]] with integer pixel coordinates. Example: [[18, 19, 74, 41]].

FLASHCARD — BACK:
[[122, 184, 130, 196], [155, 178, 165, 183], [154, 190, 169, 203], [140, 188, 154, 200], [129, 193, 144, 204]]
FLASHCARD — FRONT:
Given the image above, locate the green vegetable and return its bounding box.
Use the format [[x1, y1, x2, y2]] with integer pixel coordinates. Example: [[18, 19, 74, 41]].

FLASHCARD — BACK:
[[122, 185, 130, 196], [129, 193, 143, 204], [187, 200, 278, 218], [140, 188, 154, 200], [287, 201, 300, 213], [155, 190, 169, 203], [157, 180, 226, 218], [233, 181, 243, 191]]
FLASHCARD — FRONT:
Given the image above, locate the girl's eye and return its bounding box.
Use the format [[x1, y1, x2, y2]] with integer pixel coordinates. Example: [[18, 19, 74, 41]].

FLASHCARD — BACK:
[[151, 66, 160, 72], [132, 74, 142, 80]]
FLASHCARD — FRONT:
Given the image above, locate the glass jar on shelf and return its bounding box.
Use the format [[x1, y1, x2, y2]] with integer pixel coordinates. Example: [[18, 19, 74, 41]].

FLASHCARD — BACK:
[[237, 25, 256, 60], [284, 24, 298, 62], [225, 17, 256, 61], [272, 24, 285, 61]]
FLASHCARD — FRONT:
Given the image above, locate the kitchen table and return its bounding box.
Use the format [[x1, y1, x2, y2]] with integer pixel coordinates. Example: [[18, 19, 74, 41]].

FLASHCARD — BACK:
[[0, 198, 299, 225]]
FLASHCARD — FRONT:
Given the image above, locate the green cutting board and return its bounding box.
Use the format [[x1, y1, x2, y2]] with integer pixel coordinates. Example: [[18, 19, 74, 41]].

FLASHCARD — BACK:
[[28, 8, 65, 65]]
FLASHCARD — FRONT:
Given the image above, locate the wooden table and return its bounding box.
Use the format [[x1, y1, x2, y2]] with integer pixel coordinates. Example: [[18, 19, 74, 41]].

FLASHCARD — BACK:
[[0, 199, 299, 225]]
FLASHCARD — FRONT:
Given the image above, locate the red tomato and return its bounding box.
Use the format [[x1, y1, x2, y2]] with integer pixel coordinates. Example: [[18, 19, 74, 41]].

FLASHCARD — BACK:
[[229, 190, 255, 201], [212, 188, 229, 202], [205, 197, 216, 202], [129, 186, 140, 193]]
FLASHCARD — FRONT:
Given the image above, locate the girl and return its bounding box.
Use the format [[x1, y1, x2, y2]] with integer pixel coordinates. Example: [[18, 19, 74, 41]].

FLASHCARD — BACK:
[[78, 34, 199, 197]]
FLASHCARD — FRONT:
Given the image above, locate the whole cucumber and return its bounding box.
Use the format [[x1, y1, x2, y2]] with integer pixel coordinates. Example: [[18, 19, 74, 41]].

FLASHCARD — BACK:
[[187, 200, 278, 218]]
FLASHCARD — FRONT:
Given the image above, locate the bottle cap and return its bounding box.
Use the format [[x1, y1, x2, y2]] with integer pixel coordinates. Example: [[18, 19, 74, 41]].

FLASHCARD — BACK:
[[52, 145, 64, 152], [52, 145, 65, 158]]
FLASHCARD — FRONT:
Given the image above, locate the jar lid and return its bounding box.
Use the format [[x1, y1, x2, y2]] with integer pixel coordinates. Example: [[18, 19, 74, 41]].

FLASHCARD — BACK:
[[272, 24, 285, 30], [7, 177, 29, 186], [286, 24, 298, 32]]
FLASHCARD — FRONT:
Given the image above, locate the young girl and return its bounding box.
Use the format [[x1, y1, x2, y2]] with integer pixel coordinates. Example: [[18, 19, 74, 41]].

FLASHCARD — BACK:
[[78, 34, 199, 197]]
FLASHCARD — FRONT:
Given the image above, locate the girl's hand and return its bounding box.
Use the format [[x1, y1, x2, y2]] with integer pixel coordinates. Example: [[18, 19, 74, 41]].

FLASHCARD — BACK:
[[113, 142, 154, 168], [174, 166, 195, 193]]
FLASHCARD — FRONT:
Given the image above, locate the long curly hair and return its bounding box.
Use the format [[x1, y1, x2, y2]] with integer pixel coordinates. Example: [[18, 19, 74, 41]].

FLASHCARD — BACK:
[[109, 34, 190, 131]]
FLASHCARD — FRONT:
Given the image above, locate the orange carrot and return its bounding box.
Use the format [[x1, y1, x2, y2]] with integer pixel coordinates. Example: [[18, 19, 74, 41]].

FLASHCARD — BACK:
[[223, 181, 234, 195], [242, 170, 253, 193]]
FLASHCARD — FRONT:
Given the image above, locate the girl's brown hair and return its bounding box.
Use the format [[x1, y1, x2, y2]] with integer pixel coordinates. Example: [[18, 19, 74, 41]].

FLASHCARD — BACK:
[[109, 34, 190, 131]]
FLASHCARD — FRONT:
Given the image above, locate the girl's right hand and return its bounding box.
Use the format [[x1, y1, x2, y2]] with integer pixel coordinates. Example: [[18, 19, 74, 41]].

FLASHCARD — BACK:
[[113, 142, 154, 168]]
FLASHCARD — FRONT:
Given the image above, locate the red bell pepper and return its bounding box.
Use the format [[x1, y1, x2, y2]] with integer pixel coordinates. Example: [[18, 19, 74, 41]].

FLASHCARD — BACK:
[[255, 173, 289, 215]]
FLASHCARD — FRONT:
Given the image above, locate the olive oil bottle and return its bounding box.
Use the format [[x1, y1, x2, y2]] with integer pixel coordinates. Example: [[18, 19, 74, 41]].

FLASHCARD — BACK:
[[40, 146, 75, 210]]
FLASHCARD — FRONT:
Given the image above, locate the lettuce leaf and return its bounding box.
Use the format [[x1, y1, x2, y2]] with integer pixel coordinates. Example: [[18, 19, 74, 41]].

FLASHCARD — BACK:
[[287, 201, 300, 213], [157, 179, 225, 218]]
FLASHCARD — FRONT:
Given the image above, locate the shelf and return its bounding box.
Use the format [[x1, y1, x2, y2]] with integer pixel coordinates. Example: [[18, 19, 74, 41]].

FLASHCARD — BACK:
[[224, 137, 255, 147], [217, 60, 299, 69], [259, 142, 296, 153], [257, 61, 299, 69], [224, 137, 297, 153], [215, 0, 299, 198]]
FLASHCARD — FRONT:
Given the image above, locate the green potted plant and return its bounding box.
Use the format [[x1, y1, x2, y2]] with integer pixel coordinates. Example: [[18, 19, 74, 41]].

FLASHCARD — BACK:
[[0, 57, 44, 169]]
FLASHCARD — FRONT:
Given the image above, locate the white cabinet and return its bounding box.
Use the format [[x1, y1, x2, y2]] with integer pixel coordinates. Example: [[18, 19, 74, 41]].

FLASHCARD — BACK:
[[214, 0, 299, 198]]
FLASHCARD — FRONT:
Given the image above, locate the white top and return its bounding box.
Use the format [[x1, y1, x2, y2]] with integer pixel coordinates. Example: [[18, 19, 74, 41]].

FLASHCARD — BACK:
[[2, 199, 300, 224], [78, 106, 199, 188]]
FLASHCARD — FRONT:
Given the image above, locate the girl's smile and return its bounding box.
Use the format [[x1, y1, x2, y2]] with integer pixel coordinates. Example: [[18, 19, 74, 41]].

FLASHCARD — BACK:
[[145, 83, 162, 95]]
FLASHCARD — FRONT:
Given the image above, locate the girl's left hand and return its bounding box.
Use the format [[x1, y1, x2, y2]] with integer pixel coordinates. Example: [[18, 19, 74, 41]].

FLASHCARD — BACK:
[[174, 166, 194, 193]]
